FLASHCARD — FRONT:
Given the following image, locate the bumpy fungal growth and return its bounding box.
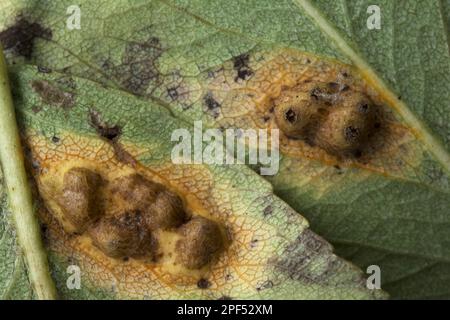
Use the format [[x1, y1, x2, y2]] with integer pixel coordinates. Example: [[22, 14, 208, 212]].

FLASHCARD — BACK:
[[110, 174, 186, 230], [89, 211, 157, 259], [110, 173, 160, 207], [57, 167, 103, 233], [314, 91, 376, 155], [144, 190, 186, 231], [48, 165, 224, 270], [274, 80, 379, 157], [175, 216, 224, 269], [274, 88, 323, 139]]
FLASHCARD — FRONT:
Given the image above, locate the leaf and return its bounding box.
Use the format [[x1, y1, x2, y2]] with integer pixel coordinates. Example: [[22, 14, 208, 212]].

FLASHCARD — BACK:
[[1, 0, 449, 299], [0, 63, 384, 299], [0, 187, 35, 300], [0, 48, 57, 299]]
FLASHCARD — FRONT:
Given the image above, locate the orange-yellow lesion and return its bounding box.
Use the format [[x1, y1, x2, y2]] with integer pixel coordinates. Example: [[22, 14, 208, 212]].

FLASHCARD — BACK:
[[187, 48, 424, 178], [25, 131, 275, 297]]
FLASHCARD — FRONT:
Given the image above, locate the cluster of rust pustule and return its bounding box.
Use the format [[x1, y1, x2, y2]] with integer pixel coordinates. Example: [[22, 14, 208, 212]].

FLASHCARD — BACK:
[[54, 168, 224, 269], [274, 80, 380, 157]]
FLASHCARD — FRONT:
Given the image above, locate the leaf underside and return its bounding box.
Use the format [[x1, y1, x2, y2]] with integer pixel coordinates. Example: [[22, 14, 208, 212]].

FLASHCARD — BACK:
[[0, 0, 449, 299]]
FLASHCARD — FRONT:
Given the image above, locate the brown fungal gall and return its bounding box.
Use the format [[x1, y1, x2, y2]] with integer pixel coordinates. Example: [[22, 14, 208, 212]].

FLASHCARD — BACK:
[[110, 173, 160, 207], [58, 167, 103, 233], [175, 216, 224, 269], [89, 211, 157, 259], [274, 80, 379, 157], [274, 90, 322, 139], [144, 190, 186, 231], [314, 91, 376, 155], [110, 174, 186, 231]]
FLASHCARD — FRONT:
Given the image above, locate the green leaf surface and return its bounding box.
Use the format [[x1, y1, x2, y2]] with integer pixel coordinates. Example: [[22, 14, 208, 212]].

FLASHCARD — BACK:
[[0, 0, 449, 299], [0, 187, 34, 299]]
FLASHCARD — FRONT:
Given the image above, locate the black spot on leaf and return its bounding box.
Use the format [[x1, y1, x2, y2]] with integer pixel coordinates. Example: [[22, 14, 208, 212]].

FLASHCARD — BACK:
[[232, 53, 253, 82], [197, 278, 211, 289], [358, 103, 369, 114], [285, 108, 297, 123], [203, 92, 221, 118], [256, 280, 274, 291], [0, 16, 52, 59], [89, 110, 122, 141], [263, 205, 273, 217], [37, 65, 52, 73], [344, 126, 360, 142], [353, 149, 363, 158], [167, 87, 179, 101]]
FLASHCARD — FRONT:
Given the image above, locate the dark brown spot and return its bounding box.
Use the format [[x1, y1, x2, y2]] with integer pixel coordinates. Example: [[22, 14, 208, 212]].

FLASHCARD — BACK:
[[203, 92, 221, 118], [0, 17, 52, 59], [358, 103, 369, 114], [256, 280, 274, 291], [31, 80, 75, 109], [167, 87, 179, 101], [344, 126, 360, 142], [197, 278, 211, 289], [37, 65, 52, 73], [51, 136, 60, 143], [89, 110, 122, 141], [284, 108, 297, 123], [218, 295, 232, 300], [263, 205, 273, 217], [40, 223, 48, 234], [353, 149, 363, 158], [232, 53, 253, 81]]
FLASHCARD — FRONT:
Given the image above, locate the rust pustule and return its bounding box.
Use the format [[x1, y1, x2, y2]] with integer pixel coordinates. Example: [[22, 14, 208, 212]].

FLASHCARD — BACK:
[[40, 165, 225, 271], [57, 167, 103, 233], [273, 80, 380, 158], [175, 216, 224, 269]]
